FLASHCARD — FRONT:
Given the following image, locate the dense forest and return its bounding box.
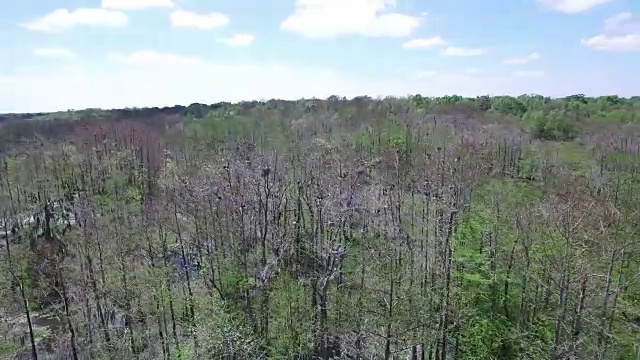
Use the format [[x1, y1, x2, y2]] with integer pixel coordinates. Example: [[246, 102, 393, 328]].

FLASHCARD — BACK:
[[0, 94, 639, 359]]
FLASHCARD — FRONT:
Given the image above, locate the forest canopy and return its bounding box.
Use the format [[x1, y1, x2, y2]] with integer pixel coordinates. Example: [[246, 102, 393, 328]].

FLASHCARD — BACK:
[[1, 93, 639, 359]]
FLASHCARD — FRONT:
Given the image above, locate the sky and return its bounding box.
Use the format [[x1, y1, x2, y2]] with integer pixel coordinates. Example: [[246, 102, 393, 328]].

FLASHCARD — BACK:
[[0, 0, 639, 112]]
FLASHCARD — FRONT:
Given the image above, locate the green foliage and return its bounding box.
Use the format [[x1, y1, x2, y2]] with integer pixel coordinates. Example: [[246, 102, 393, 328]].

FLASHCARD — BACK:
[[219, 266, 253, 302], [186, 111, 255, 145], [451, 180, 552, 359], [193, 294, 261, 358], [0, 338, 17, 358], [491, 96, 527, 117], [524, 109, 578, 140], [352, 130, 375, 152], [518, 154, 539, 180], [267, 272, 314, 356]]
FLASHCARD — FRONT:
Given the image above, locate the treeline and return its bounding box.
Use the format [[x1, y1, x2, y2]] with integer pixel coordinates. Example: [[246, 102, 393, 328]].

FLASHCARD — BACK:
[[0, 103, 223, 123], [0, 97, 639, 359], [2, 93, 639, 135]]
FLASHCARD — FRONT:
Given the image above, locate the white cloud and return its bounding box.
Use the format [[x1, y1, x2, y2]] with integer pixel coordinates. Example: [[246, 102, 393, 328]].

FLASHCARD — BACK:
[[402, 36, 445, 49], [107, 50, 204, 65], [21, 8, 128, 32], [442, 46, 484, 56], [411, 70, 531, 95], [170, 10, 229, 29], [0, 77, 13, 93], [605, 12, 632, 30], [3, 57, 351, 112], [2, 53, 634, 113], [603, 11, 640, 33], [417, 69, 495, 81], [513, 70, 545, 78], [280, 0, 421, 38], [33, 48, 77, 58], [581, 11, 640, 52], [101, 0, 175, 10], [536, 0, 613, 13], [502, 52, 540, 64], [581, 34, 640, 51], [417, 70, 438, 78], [217, 34, 256, 46]]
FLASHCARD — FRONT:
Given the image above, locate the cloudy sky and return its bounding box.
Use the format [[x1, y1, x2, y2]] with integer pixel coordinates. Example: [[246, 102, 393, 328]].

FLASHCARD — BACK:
[[0, 0, 638, 112]]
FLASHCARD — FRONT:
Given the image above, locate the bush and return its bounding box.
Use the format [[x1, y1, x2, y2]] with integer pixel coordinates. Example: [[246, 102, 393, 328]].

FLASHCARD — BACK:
[[524, 110, 578, 141]]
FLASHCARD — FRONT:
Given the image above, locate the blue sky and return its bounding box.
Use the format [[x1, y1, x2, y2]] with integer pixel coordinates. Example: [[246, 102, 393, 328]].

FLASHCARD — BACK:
[[0, 0, 639, 112]]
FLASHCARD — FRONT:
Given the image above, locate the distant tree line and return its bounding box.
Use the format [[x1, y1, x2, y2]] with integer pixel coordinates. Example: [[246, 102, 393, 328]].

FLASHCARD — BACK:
[[2, 94, 639, 132]]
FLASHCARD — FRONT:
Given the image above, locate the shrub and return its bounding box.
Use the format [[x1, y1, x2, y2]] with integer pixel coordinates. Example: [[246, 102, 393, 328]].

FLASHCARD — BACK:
[[525, 110, 578, 141]]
